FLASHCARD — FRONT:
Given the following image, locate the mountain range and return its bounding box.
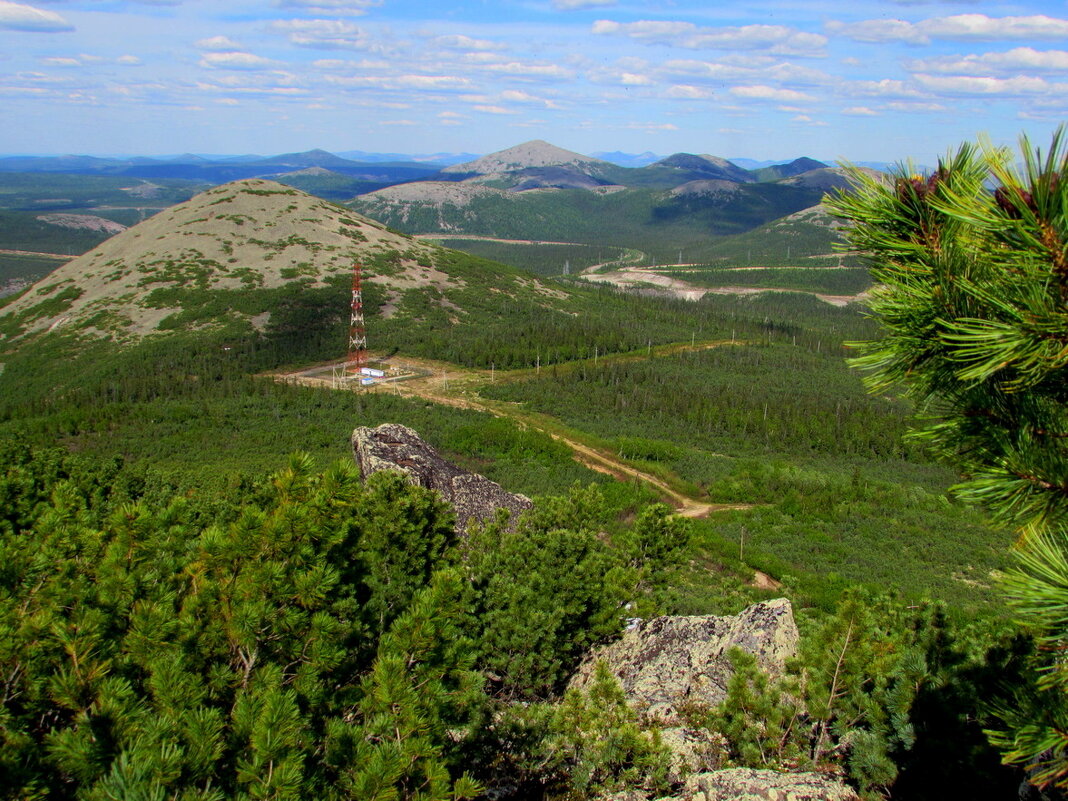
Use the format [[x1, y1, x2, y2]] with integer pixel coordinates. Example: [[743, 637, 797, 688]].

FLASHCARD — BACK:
[[0, 138, 884, 289], [346, 140, 867, 262]]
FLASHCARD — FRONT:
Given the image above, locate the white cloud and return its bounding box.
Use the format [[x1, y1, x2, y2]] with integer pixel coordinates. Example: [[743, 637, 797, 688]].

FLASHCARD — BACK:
[[829, 14, 1068, 44], [924, 14, 1068, 40], [433, 34, 505, 52], [396, 74, 472, 89], [196, 80, 308, 97], [553, 0, 616, 8], [914, 73, 1057, 95], [0, 1, 73, 32], [196, 35, 242, 51], [592, 19, 826, 56], [117, 55, 141, 65], [272, 19, 376, 50], [313, 57, 389, 70], [666, 84, 713, 99], [841, 106, 879, 116], [500, 89, 543, 103], [380, 119, 415, 125], [480, 61, 573, 80], [200, 52, 273, 71], [906, 48, 1068, 75], [730, 84, 815, 102], [0, 84, 50, 95], [826, 19, 925, 44], [323, 73, 473, 91], [626, 122, 678, 131], [473, 104, 514, 114], [660, 58, 830, 86], [41, 56, 80, 66], [275, 0, 380, 15], [887, 100, 947, 112], [845, 78, 926, 98]]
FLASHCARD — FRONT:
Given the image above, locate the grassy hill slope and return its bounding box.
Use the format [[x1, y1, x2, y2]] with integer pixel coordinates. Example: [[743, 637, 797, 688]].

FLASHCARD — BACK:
[[0, 178, 566, 343]]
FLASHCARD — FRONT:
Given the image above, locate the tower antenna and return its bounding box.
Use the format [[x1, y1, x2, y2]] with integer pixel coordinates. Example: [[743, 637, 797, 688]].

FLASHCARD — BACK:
[[347, 261, 367, 374]]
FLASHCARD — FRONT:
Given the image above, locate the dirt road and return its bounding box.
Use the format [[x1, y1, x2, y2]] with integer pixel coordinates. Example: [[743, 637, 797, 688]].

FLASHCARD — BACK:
[[578, 264, 867, 307], [0, 248, 71, 260], [277, 349, 752, 519]]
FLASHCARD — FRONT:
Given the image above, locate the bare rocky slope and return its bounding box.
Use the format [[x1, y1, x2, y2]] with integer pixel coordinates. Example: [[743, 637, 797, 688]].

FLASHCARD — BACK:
[[442, 139, 611, 176], [0, 178, 559, 341]]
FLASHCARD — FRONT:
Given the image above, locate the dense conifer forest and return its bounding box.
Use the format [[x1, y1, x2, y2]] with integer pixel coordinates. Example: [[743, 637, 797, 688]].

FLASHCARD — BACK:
[[1, 138, 1064, 798]]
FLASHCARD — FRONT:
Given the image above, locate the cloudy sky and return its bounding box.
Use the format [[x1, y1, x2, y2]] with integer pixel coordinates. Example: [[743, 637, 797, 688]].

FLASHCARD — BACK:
[[2, 0, 1067, 163]]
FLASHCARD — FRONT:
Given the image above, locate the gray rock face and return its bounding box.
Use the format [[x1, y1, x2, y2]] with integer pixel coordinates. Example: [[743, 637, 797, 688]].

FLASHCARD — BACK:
[[672, 768, 859, 801], [351, 423, 533, 531], [570, 599, 799, 724]]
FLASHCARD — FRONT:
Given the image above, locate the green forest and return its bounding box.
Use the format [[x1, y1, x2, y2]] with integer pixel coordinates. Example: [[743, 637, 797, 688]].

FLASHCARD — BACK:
[[2, 134, 1067, 800]]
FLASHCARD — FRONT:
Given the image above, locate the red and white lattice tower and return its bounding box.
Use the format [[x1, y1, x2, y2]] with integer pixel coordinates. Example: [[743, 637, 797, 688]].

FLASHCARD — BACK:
[[347, 261, 367, 374]]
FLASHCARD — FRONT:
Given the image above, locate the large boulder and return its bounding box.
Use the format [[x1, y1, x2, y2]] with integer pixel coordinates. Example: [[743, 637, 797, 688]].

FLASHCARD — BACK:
[[672, 768, 858, 801], [600, 769, 858, 801], [352, 423, 533, 531], [570, 599, 799, 724]]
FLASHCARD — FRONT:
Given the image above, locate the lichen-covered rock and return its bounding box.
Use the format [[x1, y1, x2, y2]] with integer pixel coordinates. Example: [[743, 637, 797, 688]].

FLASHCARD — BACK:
[[674, 768, 859, 801], [657, 727, 725, 779], [570, 599, 799, 724], [351, 423, 533, 531]]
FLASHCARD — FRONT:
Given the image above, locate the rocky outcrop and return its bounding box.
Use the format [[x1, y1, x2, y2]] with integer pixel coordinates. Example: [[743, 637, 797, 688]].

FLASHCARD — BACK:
[[352, 423, 533, 531], [599, 769, 857, 801], [570, 599, 799, 725], [670, 768, 858, 801]]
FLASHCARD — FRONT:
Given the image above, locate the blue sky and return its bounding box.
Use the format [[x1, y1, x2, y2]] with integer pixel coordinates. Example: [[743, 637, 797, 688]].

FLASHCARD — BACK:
[[2, 0, 1068, 163]]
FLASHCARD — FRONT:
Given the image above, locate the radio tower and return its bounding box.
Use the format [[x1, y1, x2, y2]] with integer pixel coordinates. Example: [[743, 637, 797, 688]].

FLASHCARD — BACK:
[[347, 261, 367, 374]]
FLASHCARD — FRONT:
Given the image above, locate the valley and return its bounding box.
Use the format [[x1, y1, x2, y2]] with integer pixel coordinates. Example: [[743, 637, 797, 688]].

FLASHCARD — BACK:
[[276, 345, 756, 519], [0, 140, 1037, 800], [0, 145, 1009, 613]]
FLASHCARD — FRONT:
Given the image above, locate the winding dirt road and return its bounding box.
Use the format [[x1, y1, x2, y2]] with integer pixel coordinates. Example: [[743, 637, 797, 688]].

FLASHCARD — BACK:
[[578, 265, 867, 307], [276, 347, 752, 519]]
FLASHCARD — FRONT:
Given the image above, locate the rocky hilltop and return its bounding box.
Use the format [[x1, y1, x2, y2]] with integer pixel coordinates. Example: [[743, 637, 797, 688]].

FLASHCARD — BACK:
[[568, 600, 859, 800], [0, 178, 559, 341], [442, 139, 611, 176], [570, 598, 799, 722]]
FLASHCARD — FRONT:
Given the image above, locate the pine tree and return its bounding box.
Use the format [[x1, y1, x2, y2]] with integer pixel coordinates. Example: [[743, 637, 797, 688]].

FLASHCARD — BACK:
[[827, 129, 1068, 789]]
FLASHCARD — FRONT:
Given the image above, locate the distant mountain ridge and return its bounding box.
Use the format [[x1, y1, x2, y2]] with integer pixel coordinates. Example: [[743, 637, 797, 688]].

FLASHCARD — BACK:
[[442, 140, 611, 176], [653, 153, 754, 184], [350, 140, 844, 255], [592, 150, 661, 168], [753, 157, 828, 182]]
